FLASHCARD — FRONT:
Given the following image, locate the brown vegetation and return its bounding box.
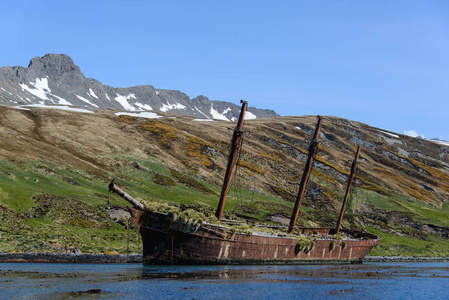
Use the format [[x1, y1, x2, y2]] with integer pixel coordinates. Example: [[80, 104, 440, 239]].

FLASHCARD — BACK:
[[1, 105, 449, 255]]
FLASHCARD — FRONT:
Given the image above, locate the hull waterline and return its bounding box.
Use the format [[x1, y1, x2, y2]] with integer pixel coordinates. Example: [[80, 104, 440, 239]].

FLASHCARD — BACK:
[[130, 208, 381, 265]]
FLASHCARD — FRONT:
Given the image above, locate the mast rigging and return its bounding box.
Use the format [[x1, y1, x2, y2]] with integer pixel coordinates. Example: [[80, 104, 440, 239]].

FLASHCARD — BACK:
[[288, 116, 323, 233], [215, 100, 248, 221]]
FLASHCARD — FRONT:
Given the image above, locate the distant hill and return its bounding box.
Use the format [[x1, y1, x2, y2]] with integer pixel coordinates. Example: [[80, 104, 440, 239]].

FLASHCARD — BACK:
[[0, 54, 279, 120], [0, 104, 449, 256]]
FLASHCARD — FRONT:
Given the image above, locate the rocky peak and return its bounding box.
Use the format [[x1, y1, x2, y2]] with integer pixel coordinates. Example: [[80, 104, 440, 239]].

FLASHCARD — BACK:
[[192, 95, 211, 105], [26, 54, 86, 86], [0, 54, 280, 120], [27, 54, 76, 76]]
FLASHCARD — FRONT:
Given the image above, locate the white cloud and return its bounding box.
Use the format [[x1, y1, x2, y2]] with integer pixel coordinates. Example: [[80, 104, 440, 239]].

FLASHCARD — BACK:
[[404, 130, 425, 138]]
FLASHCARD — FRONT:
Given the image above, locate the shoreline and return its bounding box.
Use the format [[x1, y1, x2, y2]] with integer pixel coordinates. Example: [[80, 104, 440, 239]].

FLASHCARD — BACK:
[[363, 256, 449, 263], [0, 252, 143, 264], [1, 253, 449, 264]]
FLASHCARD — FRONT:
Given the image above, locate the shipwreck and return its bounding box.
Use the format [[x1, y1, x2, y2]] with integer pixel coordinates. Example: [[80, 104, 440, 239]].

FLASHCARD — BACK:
[[108, 100, 380, 264]]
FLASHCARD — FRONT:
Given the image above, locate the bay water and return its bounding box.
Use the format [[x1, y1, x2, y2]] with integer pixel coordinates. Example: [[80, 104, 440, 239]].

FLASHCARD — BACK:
[[1, 262, 448, 299]]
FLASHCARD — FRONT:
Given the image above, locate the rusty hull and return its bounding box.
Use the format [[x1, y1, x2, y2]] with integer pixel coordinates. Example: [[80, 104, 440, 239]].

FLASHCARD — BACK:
[[129, 208, 380, 265]]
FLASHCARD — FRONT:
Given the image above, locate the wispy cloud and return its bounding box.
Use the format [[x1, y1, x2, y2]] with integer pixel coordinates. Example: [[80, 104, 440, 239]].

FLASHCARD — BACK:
[[404, 130, 426, 138]]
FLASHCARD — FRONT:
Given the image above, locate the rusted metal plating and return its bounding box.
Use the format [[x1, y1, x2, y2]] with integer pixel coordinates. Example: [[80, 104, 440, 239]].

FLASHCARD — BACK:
[[129, 208, 380, 265], [109, 178, 144, 210]]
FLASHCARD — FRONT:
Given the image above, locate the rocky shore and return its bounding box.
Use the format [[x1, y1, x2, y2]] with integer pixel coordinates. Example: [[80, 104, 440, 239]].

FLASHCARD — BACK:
[[1, 253, 449, 263], [364, 256, 449, 262], [0, 252, 143, 263]]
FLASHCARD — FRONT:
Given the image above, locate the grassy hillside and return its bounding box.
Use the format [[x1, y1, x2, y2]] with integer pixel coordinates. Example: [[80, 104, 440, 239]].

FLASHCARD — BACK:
[[1, 105, 449, 256]]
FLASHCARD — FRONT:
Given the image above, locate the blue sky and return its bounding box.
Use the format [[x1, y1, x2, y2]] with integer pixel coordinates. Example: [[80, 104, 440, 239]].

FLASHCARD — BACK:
[[2, 1, 448, 140]]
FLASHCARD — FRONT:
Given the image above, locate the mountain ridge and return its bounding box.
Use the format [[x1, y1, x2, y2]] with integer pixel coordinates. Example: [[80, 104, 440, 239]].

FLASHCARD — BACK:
[[0, 54, 279, 120]]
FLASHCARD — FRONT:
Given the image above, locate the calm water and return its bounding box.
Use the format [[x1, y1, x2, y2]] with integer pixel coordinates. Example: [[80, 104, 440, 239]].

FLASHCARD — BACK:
[[1, 262, 448, 299]]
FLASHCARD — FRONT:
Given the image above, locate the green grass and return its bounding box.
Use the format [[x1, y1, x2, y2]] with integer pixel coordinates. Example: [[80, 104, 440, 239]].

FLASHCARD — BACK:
[[397, 197, 449, 228], [352, 188, 406, 212], [353, 187, 449, 229], [0, 158, 107, 211], [367, 226, 449, 257], [0, 155, 288, 254], [1, 155, 449, 257]]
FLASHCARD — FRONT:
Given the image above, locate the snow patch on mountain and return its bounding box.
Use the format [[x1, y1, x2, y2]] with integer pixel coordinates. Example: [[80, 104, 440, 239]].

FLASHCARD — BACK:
[[194, 106, 210, 119], [0, 54, 280, 120], [1, 87, 13, 95], [135, 102, 153, 110], [17, 104, 93, 114], [245, 111, 257, 120], [115, 111, 161, 119], [19, 78, 50, 101], [115, 94, 137, 110], [193, 119, 215, 122], [76, 95, 99, 107], [210, 104, 230, 121], [379, 130, 400, 139], [89, 88, 98, 99], [160, 102, 186, 112], [431, 140, 449, 146], [52, 95, 72, 106], [19, 77, 72, 105]]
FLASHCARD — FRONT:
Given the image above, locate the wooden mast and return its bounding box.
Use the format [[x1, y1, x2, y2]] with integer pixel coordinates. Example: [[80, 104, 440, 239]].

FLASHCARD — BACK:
[[215, 100, 248, 221], [108, 178, 144, 210], [288, 116, 323, 233], [335, 145, 361, 234]]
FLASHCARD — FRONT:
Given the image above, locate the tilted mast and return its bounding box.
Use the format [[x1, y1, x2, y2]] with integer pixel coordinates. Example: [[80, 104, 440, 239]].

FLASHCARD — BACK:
[[215, 100, 248, 221], [335, 145, 361, 234], [288, 116, 323, 233], [108, 178, 144, 210]]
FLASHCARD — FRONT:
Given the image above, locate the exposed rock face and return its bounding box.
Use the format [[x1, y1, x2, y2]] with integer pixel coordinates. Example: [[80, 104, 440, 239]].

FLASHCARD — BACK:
[[0, 54, 279, 120]]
